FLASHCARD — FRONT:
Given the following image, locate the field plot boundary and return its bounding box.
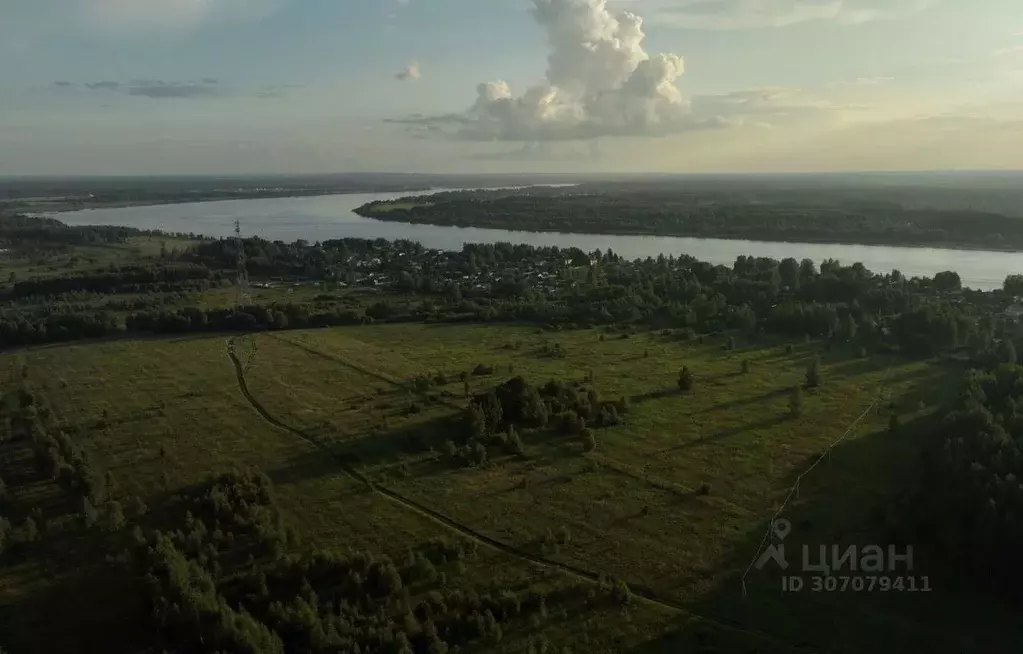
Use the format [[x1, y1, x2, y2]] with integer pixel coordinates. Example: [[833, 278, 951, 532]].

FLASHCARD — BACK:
[[225, 335, 808, 653], [740, 366, 894, 597], [271, 331, 756, 518]]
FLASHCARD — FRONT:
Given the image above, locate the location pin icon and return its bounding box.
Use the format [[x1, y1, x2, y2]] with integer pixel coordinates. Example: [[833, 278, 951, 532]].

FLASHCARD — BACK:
[[772, 518, 792, 542]]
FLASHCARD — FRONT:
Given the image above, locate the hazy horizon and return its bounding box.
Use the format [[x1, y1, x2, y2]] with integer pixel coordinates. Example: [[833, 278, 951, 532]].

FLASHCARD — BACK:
[[2, 0, 1020, 175]]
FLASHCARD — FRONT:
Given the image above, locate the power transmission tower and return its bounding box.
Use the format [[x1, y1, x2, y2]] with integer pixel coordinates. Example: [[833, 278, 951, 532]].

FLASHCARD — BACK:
[[235, 220, 251, 307]]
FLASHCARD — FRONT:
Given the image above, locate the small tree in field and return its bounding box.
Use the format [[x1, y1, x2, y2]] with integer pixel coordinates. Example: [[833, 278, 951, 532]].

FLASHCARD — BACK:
[[805, 357, 821, 389], [789, 386, 804, 418], [677, 366, 694, 392]]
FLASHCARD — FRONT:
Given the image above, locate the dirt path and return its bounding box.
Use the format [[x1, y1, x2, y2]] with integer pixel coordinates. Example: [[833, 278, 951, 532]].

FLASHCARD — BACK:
[[225, 335, 809, 653]]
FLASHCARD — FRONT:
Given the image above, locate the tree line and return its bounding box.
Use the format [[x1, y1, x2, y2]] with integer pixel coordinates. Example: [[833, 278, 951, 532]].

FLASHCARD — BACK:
[[355, 188, 1023, 250]]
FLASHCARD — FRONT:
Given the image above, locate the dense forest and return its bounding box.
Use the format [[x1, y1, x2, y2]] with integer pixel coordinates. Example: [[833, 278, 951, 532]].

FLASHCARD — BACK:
[[356, 187, 1023, 250]]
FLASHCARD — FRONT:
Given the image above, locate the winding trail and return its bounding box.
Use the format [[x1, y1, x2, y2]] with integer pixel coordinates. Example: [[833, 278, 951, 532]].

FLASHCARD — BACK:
[[225, 335, 810, 653]]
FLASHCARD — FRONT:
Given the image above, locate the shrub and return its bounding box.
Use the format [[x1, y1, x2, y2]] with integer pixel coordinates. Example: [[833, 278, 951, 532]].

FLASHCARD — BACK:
[[805, 357, 822, 388], [741, 359, 752, 374], [473, 363, 494, 376], [789, 386, 804, 418], [434, 372, 449, 386], [677, 366, 694, 392], [617, 396, 631, 414], [581, 429, 597, 452], [698, 483, 711, 496]]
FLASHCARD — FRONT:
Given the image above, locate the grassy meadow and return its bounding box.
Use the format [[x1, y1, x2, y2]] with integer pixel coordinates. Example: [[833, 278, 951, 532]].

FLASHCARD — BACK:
[[0, 331, 774, 654], [3, 322, 1023, 653]]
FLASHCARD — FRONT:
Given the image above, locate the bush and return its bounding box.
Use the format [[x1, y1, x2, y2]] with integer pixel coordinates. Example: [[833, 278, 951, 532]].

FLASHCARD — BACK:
[[616, 395, 631, 414], [805, 357, 821, 388], [789, 386, 804, 418], [677, 366, 694, 392], [698, 483, 711, 496], [473, 363, 494, 376], [741, 359, 752, 374], [434, 372, 449, 386], [581, 429, 597, 452]]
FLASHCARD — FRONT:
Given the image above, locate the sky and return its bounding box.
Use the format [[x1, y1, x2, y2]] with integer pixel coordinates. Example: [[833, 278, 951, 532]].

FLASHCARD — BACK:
[[0, 0, 1021, 175]]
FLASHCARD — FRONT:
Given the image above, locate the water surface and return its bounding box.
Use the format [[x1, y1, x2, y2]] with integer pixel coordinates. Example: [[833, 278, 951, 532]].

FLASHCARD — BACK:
[[52, 189, 1023, 291]]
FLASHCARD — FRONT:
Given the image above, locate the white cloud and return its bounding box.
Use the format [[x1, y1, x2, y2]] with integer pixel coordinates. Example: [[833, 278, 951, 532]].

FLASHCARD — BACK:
[[391, 0, 729, 142], [618, 0, 932, 30], [396, 61, 422, 81]]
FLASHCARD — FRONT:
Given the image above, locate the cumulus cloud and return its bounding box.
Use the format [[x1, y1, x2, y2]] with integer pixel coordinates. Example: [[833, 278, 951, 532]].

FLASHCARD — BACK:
[[396, 61, 421, 81], [392, 0, 727, 142], [624, 0, 932, 30]]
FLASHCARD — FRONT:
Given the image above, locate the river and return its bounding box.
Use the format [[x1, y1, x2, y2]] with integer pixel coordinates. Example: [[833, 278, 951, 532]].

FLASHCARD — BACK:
[[50, 188, 1023, 291]]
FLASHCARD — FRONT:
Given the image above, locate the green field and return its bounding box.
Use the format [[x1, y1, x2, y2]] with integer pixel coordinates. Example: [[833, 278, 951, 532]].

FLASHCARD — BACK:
[[1, 235, 199, 289], [3, 323, 1022, 653]]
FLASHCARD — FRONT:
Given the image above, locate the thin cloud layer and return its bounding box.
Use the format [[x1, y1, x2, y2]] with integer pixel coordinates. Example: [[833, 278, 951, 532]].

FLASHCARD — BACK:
[[85, 81, 121, 91], [623, 0, 932, 30], [69, 78, 286, 100], [392, 0, 726, 142], [79, 0, 282, 31]]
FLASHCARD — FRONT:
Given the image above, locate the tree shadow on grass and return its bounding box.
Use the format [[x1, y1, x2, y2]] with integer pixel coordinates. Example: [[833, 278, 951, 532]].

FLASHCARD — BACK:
[[654, 415, 791, 456], [631, 405, 1023, 654], [826, 355, 893, 380], [688, 387, 792, 417], [630, 388, 679, 404], [0, 559, 147, 654]]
